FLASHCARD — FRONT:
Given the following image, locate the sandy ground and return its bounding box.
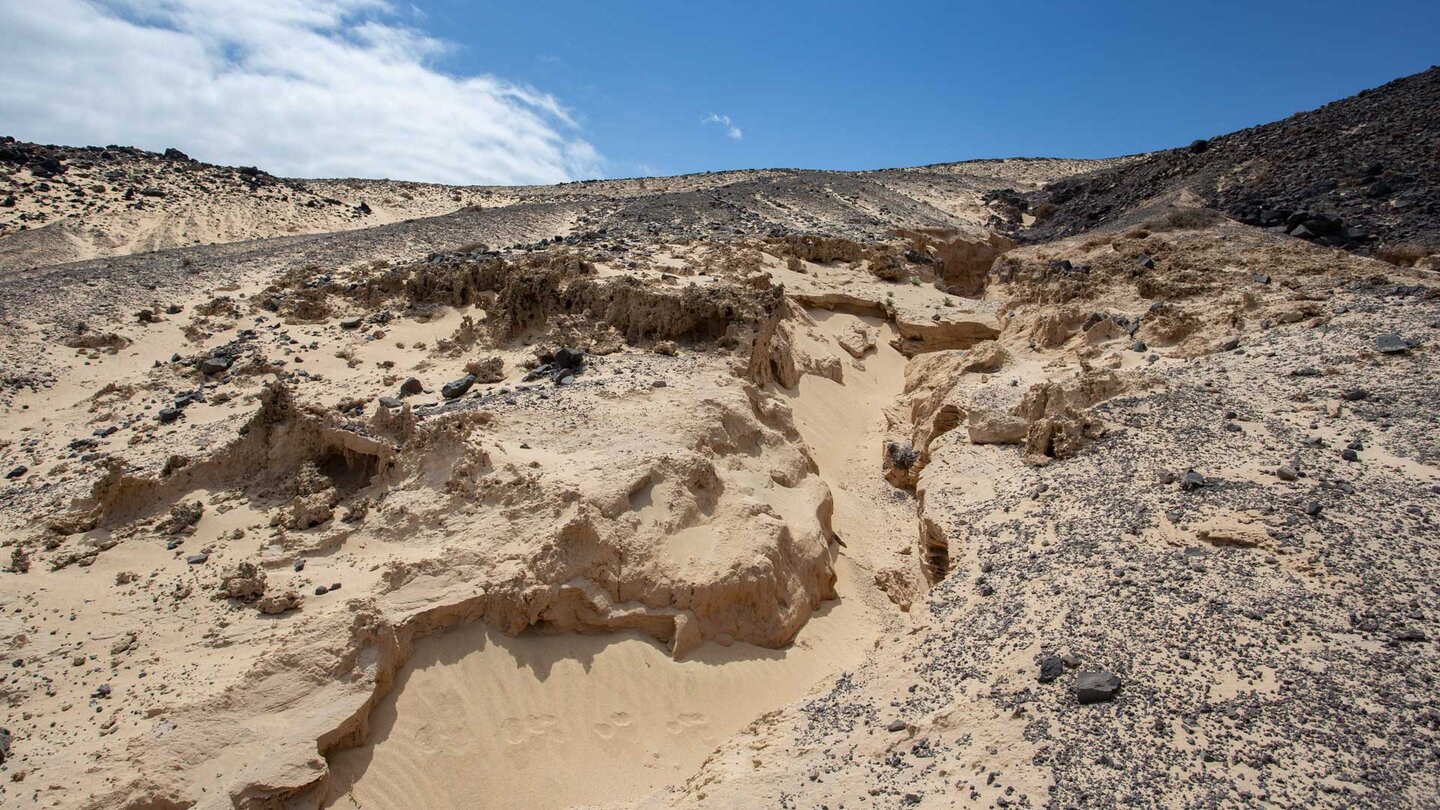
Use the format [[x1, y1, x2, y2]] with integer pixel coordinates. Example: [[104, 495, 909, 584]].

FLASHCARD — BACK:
[[327, 557, 886, 810], [1, 135, 1437, 810]]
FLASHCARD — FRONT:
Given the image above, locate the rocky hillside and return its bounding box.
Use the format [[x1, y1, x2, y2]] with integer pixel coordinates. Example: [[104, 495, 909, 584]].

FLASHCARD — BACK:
[[0, 70, 1437, 810], [0, 134, 1117, 274], [0, 138, 512, 271], [1011, 66, 1440, 259]]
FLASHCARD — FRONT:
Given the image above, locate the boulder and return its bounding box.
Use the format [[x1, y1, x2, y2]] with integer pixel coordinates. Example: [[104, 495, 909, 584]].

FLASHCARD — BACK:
[[1074, 670, 1121, 704], [554, 347, 585, 370], [441, 374, 476, 399]]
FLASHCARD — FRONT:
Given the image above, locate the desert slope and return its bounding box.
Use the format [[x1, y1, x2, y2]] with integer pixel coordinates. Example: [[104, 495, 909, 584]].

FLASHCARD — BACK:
[[1012, 66, 1440, 258], [0, 134, 1119, 274], [1, 70, 1438, 810]]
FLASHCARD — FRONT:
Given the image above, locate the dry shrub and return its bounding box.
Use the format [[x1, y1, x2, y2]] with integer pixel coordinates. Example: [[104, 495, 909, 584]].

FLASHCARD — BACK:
[[1141, 208, 1227, 232], [1375, 243, 1432, 267]]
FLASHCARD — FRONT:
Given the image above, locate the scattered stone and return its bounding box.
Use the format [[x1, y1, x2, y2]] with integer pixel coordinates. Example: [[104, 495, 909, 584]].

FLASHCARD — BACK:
[[1074, 670, 1121, 704], [185, 553, 209, 565], [1038, 656, 1065, 683], [554, 347, 584, 370], [339, 317, 363, 329], [885, 719, 907, 732], [441, 374, 476, 399], [399, 377, 424, 396], [1375, 333, 1416, 354], [157, 407, 182, 423], [1277, 465, 1299, 481]]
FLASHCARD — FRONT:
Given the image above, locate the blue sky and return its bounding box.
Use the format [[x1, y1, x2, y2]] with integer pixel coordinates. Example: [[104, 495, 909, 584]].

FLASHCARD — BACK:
[[413, 0, 1439, 177], [2, 0, 1437, 184]]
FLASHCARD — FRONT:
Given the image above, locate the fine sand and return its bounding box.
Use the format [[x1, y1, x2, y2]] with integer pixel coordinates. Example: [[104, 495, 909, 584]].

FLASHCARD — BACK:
[[326, 557, 886, 810]]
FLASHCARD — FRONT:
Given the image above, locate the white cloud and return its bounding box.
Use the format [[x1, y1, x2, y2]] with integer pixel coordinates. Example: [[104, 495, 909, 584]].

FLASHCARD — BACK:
[[702, 113, 743, 141], [0, 0, 603, 184]]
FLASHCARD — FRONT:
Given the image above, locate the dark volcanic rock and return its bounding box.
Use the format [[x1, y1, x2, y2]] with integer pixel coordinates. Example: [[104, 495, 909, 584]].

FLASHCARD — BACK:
[[554, 347, 584, 370], [1020, 67, 1440, 253], [441, 374, 476, 399], [1374, 332, 1416, 354], [1074, 670, 1121, 704]]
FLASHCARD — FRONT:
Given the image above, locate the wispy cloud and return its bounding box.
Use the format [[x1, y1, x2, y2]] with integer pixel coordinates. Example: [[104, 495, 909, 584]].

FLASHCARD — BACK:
[[0, 0, 603, 184], [702, 113, 743, 141]]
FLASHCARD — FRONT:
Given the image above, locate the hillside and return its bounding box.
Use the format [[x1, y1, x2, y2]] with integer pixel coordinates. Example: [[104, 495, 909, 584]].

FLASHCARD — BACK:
[[1013, 66, 1440, 257], [0, 135, 1118, 274], [0, 71, 1437, 810]]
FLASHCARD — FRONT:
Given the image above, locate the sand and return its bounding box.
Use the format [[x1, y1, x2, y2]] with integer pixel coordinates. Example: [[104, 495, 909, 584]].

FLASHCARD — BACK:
[[3, 127, 1438, 810], [326, 557, 885, 810]]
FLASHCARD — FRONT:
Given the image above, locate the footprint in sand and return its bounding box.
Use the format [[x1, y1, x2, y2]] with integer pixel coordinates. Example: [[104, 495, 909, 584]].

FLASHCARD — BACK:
[[593, 711, 635, 740], [501, 714, 563, 746], [665, 712, 709, 735]]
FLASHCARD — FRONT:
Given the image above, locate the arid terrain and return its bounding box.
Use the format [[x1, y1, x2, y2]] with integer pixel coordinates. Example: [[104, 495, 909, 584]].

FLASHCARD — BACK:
[[0, 68, 1437, 810]]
